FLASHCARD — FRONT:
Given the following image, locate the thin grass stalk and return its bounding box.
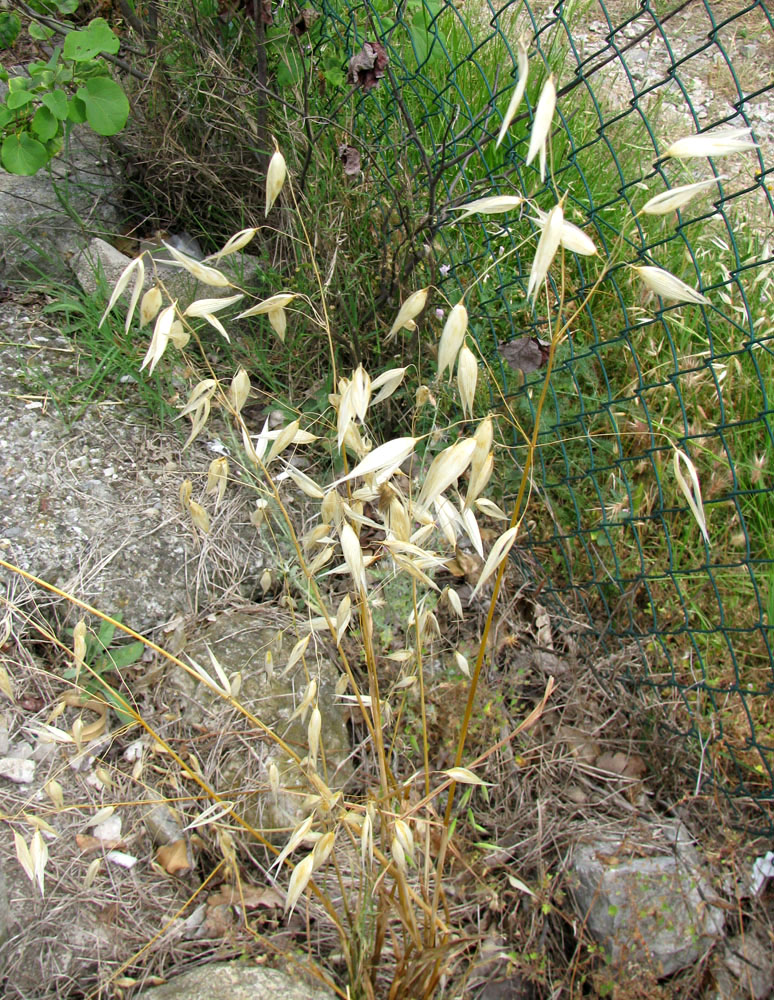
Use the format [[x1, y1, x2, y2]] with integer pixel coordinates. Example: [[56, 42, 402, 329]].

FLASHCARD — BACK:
[[411, 579, 431, 801], [429, 265, 567, 933], [360, 597, 392, 799], [285, 172, 339, 390]]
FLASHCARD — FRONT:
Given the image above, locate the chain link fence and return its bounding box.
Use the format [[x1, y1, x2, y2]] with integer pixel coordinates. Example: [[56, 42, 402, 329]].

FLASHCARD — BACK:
[[303, 0, 774, 832]]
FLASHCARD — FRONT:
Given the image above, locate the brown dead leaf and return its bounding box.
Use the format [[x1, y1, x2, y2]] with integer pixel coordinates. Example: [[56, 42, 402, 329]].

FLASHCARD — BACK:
[[203, 903, 234, 937], [338, 144, 362, 177], [292, 8, 318, 35], [499, 336, 550, 374], [595, 751, 646, 779], [557, 725, 600, 765], [156, 838, 192, 875], [207, 884, 284, 910], [348, 40, 388, 91], [76, 834, 125, 853], [452, 547, 485, 585]]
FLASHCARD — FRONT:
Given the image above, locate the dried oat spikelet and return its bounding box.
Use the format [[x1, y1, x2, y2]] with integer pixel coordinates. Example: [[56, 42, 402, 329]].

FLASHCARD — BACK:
[[457, 343, 478, 418], [385, 287, 429, 343], [633, 264, 710, 305], [527, 202, 563, 302], [639, 176, 727, 216], [284, 851, 314, 915], [308, 705, 321, 769], [664, 127, 757, 159], [228, 369, 250, 414], [526, 74, 556, 182], [139, 286, 163, 327], [417, 438, 477, 509], [266, 144, 287, 216], [437, 302, 468, 379], [451, 195, 524, 221], [206, 457, 229, 504]]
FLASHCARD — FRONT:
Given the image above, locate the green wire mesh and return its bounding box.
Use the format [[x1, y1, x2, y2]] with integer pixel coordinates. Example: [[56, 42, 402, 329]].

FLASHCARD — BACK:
[[304, 0, 774, 833]]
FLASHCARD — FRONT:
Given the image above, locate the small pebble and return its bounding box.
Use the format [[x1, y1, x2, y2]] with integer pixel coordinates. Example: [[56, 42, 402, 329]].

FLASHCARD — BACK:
[[0, 756, 35, 783]]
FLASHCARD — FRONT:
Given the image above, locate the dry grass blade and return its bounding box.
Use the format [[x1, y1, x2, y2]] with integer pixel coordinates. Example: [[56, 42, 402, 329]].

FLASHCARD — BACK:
[[162, 243, 232, 287], [496, 34, 529, 148], [640, 176, 727, 215], [98, 254, 144, 330], [673, 448, 710, 545], [469, 525, 519, 599]]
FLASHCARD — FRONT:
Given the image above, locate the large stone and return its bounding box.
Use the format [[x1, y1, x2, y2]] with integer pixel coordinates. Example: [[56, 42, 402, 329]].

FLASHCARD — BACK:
[[175, 610, 352, 837], [710, 931, 774, 1000], [73, 237, 261, 312], [135, 961, 336, 1000], [568, 819, 725, 977]]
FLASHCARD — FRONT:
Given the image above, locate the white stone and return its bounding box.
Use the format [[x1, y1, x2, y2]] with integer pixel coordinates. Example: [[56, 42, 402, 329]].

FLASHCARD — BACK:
[[0, 757, 35, 783]]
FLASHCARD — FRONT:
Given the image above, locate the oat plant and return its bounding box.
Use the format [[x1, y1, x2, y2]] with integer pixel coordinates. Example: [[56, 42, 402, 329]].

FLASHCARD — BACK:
[[92, 57, 760, 995]]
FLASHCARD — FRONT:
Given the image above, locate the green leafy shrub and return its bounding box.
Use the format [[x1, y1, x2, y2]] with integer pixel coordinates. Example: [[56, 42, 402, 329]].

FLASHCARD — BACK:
[[0, 6, 129, 175]]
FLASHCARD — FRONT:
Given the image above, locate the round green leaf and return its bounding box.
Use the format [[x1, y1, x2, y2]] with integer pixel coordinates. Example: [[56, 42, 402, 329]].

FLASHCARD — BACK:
[[28, 21, 55, 41], [63, 18, 120, 62], [32, 105, 59, 142], [67, 95, 87, 123], [0, 12, 21, 50], [6, 90, 33, 110], [1, 133, 48, 175], [42, 90, 68, 119], [77, 77, 129, 136]]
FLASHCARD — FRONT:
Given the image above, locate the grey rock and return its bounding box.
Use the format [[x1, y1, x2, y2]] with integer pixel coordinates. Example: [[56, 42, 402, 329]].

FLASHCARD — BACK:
[[0, 79, 118, 281], [710, 931, 774, 1000], [0, 757, 35, 783], [176, 610, 352, 836], [568, 819, 725, 977], [134, 961, 336, 1000], [4, 899, 122, 997], [143, 796, 185, 846], [73, 237, 260, 312]]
